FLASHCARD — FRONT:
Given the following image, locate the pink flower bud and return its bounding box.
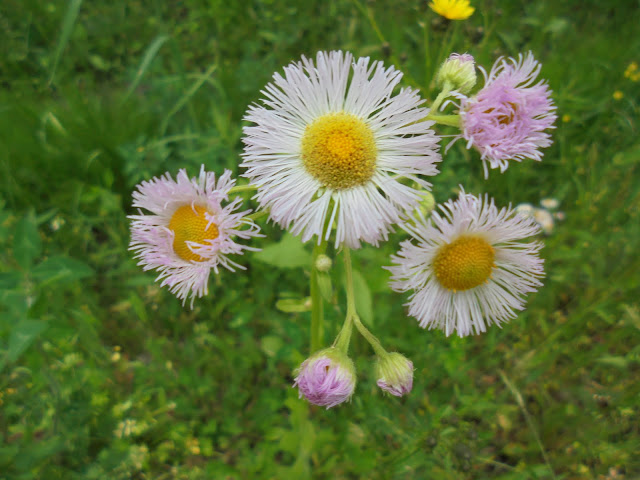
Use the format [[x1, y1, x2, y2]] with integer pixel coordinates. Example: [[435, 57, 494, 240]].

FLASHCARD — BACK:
[[293, 348, 356, 409]]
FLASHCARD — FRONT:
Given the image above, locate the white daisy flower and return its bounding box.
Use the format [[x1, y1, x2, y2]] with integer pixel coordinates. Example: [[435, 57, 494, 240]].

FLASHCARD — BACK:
[[128, 166, 262, 307], [241, 51, 441, 248], [388, 189, 544, 337]]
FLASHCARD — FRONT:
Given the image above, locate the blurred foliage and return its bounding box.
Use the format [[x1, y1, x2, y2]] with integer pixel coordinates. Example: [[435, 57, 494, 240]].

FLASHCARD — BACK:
[[0, 0, 639, 479]]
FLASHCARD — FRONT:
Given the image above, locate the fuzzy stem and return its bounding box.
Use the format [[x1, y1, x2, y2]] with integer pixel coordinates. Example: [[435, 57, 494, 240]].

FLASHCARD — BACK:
[[310, 241, 328, 353], [353, 316, 387, 357], [333, 313, 354, 354], [343, 247, 357, 317], [342, 247, 387, 357], [429, 80, 453, 114]]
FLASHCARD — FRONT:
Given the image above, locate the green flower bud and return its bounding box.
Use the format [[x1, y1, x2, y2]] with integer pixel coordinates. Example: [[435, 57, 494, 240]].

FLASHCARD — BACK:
[[436, 53, 477, 94], [418, 191, 436, 217], [375, 352, 414, 397], [315, 254, 332, 272]]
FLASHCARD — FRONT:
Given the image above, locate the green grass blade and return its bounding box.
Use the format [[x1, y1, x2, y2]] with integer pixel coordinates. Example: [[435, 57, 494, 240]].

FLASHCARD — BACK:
[[124, 34, 170, 100], [159, 63, 217, 135], [48, 0, 84, 86]]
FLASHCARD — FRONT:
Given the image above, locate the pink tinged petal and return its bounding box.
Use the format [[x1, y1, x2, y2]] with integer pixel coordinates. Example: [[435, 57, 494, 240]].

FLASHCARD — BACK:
[[293, 352, 356, 409], [387, 188, 544, 337], [128, 166, 263, 308], [459, 52, 557, 177]]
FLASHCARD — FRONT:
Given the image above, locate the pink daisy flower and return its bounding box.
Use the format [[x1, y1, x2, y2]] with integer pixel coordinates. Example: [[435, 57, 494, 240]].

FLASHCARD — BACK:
[[459, 52, 557, 177], [128, 166, 262, 307]]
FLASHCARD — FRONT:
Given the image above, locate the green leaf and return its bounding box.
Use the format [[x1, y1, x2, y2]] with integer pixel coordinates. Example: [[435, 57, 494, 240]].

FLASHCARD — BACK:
[[13, 210, 42, 270], [352, 269, 373, 326], [32, 255, 94, 286], [48, 0, 84, 85], [0, 292, 29, 316], [254, 233, 311, 269], [7, 319, 48, 363], [276, 297, 311, 313], [0, 272, 22, 290], [596, 356, 629, 369], [124, 34, 170, 99]]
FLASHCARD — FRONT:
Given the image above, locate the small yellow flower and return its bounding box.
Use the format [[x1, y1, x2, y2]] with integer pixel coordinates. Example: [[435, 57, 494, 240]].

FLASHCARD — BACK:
[[613, 90, 624, 100], [186, 437, 201, 455], [429, 0, 475, 20], [562, 114, 571, 123]]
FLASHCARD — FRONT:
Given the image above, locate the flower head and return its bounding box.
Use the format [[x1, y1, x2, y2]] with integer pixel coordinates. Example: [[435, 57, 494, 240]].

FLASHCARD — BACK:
[[242, 51, 441, 249], [128, 167, 262, 307], [293, 347, 356, 408], [388, 189, 544, 337], [533, 208, 555, 235], [436, 53, 477, 94], [429, 0, 475, 20], [376, 352, 414, 397], [459, 52, 557, 177]]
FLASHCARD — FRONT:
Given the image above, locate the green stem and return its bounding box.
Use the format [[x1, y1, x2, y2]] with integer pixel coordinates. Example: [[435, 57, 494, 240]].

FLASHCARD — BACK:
[[342, 247, 357, 316], [351, 0, 421, 90], [310, 241, 328, 353], [353, 316, 387, 357], [333, 312, 353, 353], [429, 81, 453, 113], [342, 247, 387, 357], [436, 20, 460, 75], [499, 370, 557, 480], [228, 184, 257, 195], [423, 22, 431, 88], [425, 114, 461, 127]]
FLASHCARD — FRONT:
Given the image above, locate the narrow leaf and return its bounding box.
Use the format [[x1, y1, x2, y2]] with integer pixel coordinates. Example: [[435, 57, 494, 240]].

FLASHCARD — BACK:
[[13, 210, 41, 270], [124, 34, 170, 99], [48, 0, 84, 85]]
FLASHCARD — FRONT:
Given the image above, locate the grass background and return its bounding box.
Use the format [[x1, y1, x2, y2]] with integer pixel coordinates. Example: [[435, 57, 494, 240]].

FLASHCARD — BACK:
[[1, 0, 639, 478]]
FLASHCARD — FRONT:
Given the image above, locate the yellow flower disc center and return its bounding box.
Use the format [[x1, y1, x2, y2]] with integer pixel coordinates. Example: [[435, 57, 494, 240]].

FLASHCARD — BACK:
[[168, 205, 218, 262], [433, 235, 495, 291], [301, 112, 377, 190]]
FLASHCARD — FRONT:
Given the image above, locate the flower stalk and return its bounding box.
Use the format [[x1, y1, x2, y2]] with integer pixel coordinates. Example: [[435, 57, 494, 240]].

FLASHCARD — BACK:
[[310, 240, 328, 353], [342, 247, 386, 357]]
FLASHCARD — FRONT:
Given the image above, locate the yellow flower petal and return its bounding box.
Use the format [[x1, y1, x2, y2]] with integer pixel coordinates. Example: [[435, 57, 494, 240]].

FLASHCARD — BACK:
[[429, 0, 475, 20]]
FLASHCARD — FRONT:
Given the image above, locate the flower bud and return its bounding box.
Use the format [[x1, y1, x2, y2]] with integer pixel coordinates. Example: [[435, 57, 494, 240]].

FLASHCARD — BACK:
[[540, 198, 559, 210], [436, 53, 477, 94], [375, 352, 414, 397], [315, 254, 332, 272], [293, 347, 356, 409], [417, 191, 436, 217], [515, 203, 535, 219], [533, 208, 555, 235]]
